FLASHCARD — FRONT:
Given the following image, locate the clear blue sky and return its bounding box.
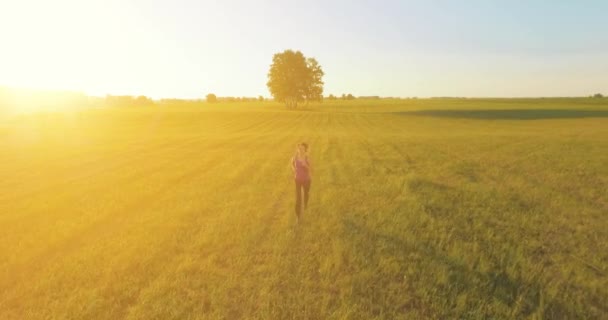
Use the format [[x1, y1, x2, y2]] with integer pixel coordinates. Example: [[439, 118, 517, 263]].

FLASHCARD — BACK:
[[1, 0, 607, 98]]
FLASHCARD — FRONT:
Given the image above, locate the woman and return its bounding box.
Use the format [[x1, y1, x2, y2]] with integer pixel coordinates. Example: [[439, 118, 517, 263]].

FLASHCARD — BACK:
[[291, 142, 312, 223]]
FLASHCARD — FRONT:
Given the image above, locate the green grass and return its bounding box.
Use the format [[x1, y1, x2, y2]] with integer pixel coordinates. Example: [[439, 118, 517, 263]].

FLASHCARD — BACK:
[[0, 99, 607, 319]]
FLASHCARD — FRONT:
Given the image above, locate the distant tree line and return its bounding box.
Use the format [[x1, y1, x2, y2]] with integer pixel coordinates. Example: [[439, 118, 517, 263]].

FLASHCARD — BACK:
[[206, 94, 265, 103], [105, 95, 154, 106], [158, 98, 203, 105], [326, 93, 356, 100], [102, 94, 271, 107]]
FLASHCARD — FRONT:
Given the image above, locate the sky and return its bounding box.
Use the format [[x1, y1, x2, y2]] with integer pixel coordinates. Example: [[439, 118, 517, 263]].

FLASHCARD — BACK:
[[1, 0, 607, 99]]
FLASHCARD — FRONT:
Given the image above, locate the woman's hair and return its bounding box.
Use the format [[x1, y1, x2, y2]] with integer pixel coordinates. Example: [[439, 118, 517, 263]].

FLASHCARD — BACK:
[[300, 142, 308, 152]]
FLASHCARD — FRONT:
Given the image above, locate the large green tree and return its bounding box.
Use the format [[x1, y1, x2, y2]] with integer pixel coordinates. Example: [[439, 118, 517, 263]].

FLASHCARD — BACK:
[[267, 50, 324, 108]]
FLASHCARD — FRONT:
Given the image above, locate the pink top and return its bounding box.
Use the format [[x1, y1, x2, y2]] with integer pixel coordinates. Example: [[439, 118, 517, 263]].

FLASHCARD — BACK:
[[293, 156, 311, 181]]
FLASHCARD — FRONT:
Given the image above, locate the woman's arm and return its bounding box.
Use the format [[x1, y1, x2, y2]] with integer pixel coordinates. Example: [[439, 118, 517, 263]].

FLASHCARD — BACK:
[[290, 156, 295, 172]]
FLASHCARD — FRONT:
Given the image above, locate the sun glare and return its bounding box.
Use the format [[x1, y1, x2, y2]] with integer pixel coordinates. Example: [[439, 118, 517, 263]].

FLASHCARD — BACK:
[[0, 87, 88, 115]]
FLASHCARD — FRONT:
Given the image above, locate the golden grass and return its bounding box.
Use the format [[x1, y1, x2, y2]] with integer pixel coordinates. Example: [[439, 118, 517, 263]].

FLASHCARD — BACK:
[[1, 99, 607, 319]]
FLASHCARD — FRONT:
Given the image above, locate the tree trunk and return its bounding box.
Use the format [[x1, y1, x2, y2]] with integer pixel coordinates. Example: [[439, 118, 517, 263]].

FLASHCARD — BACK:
[[285, 97, 298, 109]]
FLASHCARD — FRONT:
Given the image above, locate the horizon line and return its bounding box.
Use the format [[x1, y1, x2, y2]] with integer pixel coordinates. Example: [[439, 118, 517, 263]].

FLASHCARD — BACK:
[[1, 85, 605, 101]]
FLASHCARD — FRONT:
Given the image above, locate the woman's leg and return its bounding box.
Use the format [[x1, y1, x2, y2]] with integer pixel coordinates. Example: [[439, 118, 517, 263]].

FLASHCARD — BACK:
[[295, 180, 302, 218], [303, 180, 311, 210]]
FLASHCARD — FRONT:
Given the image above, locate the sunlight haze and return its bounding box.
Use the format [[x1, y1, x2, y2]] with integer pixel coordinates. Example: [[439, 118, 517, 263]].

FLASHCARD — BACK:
[[1, 0, 607, 98]]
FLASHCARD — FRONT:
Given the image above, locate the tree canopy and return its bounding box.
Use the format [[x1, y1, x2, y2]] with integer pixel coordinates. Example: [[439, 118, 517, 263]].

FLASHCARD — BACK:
[[206, 93, 218, 103], [267, 50, 324, 108]]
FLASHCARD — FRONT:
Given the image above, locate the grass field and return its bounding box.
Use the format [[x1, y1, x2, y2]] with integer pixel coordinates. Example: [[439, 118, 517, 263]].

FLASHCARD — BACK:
[[1, 99, 607, 319]]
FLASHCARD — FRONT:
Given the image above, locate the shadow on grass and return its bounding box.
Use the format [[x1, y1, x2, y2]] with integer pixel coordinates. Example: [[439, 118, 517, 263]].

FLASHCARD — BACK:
[[338, 178, 594, 318], [402, 109, 608, 120], [344, 219, 542, 317]]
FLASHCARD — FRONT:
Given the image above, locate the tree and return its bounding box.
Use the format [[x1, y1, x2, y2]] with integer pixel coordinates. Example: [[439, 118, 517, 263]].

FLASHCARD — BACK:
[[303, 57, 324, 104], [135, 95, 153, 106], [267, 50, 324, 108], [206, 93, 217, 103], [593, 93, 604, 98], [258, 95, 264, 102], [327, 94, 337, 100]]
